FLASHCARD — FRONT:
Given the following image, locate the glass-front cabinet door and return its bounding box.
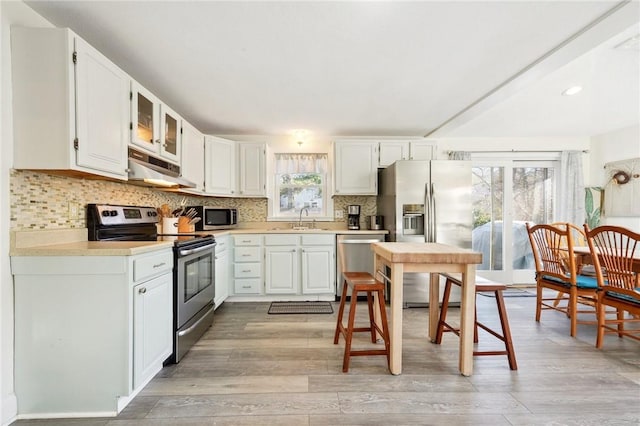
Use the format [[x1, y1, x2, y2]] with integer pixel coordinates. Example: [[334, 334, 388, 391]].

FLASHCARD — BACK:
[[130, 81, 158, 152], [160, 104, 181, 163]]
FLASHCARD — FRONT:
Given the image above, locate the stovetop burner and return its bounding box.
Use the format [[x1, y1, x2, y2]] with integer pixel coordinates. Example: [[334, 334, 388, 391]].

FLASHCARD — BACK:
[[87, 204, 216, 248]]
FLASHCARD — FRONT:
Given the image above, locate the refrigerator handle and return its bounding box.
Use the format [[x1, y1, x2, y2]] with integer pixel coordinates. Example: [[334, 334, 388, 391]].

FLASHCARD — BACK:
[[431, 182, 437, 243], [424, 182, 431, 242]]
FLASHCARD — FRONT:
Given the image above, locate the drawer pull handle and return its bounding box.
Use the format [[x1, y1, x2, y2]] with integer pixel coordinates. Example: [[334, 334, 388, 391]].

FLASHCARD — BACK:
[[242, 254, 251, 257], [242, 285, 251, 289], [138, 287, 147, 294], [242, 269, 251, 273], [153, 262, 166, 268]]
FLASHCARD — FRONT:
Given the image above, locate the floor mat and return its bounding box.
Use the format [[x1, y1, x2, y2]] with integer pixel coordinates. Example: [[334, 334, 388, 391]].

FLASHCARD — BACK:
[[268, 301, 334, 314]]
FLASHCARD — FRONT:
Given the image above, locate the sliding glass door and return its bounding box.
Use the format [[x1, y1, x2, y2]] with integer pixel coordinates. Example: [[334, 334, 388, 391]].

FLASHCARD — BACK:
[[472, 159, 557, 284]]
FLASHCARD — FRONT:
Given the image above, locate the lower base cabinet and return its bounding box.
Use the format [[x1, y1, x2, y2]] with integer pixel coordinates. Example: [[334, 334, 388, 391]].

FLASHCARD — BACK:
[[214, 235, 230, 308], [133, 273, 173, 388], [11, 249, 173, 418], [234, 233, 335, 298]]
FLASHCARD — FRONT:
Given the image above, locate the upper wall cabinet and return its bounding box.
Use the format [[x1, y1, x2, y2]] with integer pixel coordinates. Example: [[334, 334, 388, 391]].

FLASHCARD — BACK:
[[11, 27, 129, 180], [204, 135, 236, 196], [334, 141, 378, 195], [237, 142, 266, 197], [408, 141, 436, 161], [378, 140, 436, 167], [180, 120, 205, 193], [130, 81, 181, 164]]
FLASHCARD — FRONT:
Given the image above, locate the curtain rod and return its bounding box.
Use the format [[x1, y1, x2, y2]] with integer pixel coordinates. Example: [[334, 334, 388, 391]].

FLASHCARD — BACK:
[[448, 150, 589, 154]]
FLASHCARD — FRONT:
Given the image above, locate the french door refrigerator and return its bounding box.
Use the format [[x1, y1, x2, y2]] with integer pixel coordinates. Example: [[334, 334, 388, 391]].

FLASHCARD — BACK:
[[377, 160, 472, 307]]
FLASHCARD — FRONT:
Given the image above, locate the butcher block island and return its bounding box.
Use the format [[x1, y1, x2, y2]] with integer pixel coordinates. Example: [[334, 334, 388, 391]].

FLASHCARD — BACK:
[[372, 242, 482, 376]]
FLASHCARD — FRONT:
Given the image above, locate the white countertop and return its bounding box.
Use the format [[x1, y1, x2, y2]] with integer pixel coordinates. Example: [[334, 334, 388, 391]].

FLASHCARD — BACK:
[[10, 228, 387, 256]]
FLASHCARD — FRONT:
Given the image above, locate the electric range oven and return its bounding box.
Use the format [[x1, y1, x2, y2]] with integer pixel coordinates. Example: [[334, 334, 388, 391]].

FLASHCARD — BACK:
[[87, 203, 216, 363]]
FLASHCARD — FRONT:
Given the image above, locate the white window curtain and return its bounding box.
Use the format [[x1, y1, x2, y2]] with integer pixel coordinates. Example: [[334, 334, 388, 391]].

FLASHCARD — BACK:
[[275, 153, 327, 174], [557, 150, 585, 225], [448, 151, 471, 160]]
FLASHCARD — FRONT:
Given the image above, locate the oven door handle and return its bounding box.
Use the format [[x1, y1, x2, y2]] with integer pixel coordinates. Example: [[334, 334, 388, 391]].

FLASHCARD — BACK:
[[178, 305, 215, 337], [178, 244, 216, 256]]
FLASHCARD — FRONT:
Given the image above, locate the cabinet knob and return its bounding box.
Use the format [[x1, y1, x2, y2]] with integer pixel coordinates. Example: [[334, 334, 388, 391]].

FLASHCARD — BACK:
[[138, 287, 147, 294]]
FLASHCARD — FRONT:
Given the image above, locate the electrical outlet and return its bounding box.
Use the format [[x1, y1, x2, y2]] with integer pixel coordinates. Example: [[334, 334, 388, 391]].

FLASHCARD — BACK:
[[68, 202, 78, 219], [334, 209, 344, 219]]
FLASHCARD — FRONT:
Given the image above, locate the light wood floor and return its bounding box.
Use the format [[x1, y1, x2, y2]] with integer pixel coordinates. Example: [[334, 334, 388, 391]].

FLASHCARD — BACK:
[[15, 292, 640, 425]]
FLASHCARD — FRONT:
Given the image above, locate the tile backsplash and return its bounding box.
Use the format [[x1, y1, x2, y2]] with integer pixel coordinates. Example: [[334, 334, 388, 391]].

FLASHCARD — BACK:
[[10, 170, 376, 230]]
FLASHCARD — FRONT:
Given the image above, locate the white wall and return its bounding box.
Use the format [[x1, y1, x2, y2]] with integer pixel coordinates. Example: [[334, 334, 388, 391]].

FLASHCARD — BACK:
[[1, 2, 53, 424], [589, 124, 640, 232]]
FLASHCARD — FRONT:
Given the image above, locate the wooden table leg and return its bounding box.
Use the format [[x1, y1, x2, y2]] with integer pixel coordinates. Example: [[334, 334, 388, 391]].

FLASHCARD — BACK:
[[389, 262, 404, 375], [428, 272, 440, 341], [459, 264, 476, 376]]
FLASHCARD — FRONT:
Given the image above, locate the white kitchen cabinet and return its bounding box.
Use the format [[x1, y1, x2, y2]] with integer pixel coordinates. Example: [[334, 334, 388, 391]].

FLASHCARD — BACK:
[[378, 140, 436, 167], [229, 233, 335, 300], [378, 141, 410, 167], [204, 135, 237, 196], [180, 120, 205, 193], [11, 248, 173, 417], [238, 142, 266, 197], [408, 141, 436, 160], [130, 81, 182, 164], [232, 235, 262, 295], [301, 234, 335, 294], [264, 234, 299, 294], [11, 27, 129, 180], [133, 272, 172, 388], [214, 235, 230, 308], [334, 141, 378, 195]]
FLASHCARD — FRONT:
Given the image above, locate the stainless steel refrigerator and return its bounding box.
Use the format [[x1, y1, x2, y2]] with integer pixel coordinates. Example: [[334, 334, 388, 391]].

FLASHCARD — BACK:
[[377, 160, 472, 307]]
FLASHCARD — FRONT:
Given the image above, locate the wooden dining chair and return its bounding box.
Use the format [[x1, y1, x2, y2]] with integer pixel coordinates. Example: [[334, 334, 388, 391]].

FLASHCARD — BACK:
[[583, 225, 640, 348], [526, 223, 598, 337], [550, 222, 590, 308]]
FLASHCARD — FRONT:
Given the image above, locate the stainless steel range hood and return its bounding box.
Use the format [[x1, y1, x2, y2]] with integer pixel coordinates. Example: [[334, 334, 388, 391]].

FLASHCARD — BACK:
[[127, 148, 196, 188]]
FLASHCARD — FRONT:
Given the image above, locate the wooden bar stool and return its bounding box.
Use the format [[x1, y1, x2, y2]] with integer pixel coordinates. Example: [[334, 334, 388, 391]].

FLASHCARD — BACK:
[[435, 273, 517, 370], [333, 271, 390, 372]]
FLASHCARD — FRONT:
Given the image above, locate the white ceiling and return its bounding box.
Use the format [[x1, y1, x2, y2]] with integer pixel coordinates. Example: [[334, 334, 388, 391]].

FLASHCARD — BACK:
[[23, 0, 640, 140]]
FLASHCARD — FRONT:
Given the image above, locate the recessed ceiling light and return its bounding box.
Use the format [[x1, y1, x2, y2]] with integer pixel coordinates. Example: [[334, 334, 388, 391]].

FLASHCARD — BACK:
[[562, 86, 583, 96], [614, 34, 640, 51]]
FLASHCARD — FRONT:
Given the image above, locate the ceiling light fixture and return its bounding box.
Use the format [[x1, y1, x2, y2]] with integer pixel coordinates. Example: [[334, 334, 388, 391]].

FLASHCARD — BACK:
[[561, 86, 583, 96], [292, 129, 309, 146]]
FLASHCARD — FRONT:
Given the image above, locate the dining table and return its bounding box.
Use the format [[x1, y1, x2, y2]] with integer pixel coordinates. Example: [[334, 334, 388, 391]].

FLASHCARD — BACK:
[[371, 242, 482, 376], [573, 246, 640, 272]]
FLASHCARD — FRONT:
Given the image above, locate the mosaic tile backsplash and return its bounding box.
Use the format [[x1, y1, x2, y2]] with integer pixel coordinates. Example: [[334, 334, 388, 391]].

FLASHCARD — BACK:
[[10, 170, 377, 230]]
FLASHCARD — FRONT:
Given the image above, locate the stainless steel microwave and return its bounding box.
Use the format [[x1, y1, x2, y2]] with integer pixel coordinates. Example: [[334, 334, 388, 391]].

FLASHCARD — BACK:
[[187, 206, 238, 230]]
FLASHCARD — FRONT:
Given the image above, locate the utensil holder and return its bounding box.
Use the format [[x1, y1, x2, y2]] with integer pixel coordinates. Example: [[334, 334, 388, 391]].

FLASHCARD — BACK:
[[162, 217, 179, 234]]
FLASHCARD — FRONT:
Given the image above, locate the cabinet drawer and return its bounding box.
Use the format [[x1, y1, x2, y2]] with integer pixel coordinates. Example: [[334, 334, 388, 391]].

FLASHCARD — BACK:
[[234, 247, 261, 262], [234, 235, 261, 246], [234, 279, 261, 294], [301, 234, 335, 245], [133, 250, 173, 282], [234, 263, 261, 278], [264, 234, 299, 246]]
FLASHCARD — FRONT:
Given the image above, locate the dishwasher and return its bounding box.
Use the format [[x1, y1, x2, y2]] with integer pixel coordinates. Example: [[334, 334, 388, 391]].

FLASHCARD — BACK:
[[336, 234, 386, 300]]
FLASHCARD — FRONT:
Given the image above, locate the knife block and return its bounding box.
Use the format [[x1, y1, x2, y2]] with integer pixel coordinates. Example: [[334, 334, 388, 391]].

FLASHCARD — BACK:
[[178, 216, 195, 233]]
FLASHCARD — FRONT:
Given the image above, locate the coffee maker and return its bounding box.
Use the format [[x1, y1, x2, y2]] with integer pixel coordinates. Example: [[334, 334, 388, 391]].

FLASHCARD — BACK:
[[347, 205, 361, 230]]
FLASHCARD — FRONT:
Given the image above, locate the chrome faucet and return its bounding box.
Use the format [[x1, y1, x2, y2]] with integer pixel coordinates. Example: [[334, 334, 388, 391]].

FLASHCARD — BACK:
[[298, 207, 309, 228]]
